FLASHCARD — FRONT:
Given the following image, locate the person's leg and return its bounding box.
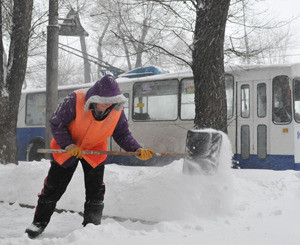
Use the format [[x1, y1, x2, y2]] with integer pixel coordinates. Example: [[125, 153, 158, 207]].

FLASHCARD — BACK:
[[25, 160, 78, 238], [81, 159, 105, 226]]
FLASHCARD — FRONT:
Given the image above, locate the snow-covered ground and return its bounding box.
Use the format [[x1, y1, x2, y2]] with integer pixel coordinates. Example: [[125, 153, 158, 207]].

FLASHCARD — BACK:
[[1, 137, 300, 244]]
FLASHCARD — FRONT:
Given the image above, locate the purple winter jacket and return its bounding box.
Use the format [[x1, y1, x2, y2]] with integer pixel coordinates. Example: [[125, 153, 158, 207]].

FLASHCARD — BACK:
[[49, 75, 141, 167]]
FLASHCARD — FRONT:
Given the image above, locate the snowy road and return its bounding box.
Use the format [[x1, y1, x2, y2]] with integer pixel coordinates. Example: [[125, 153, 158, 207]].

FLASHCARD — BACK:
[[2, 157, 300, 244]]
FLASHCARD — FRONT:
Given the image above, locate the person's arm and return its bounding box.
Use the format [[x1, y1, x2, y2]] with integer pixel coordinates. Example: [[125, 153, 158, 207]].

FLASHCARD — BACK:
[[49, 92, 76, 149], [112, 111, 142, 152]]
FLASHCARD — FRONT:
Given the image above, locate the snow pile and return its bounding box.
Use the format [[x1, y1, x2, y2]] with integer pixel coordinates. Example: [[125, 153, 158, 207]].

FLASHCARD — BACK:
[[104, 159, 234, 222], [0, 158, 234, 223]]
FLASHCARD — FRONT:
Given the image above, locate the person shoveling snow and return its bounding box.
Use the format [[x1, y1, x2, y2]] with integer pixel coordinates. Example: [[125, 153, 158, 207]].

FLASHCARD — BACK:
[[25, 75, 154, 238]]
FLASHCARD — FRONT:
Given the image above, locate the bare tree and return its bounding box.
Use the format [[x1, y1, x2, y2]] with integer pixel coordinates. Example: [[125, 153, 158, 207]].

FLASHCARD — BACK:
[[25, 3, 48, 88], [92, 0, 183, 70], [89, 4, 111, 77], [225, 0, 294, 64], [96, 21, 110, 77], [253, 28, 291, 64], [120, 0, 228, 131], [89, 0, 230, 131], [75, 6, 91, 83], [118, 23, 132, 71], [0, 0, 34, 164]]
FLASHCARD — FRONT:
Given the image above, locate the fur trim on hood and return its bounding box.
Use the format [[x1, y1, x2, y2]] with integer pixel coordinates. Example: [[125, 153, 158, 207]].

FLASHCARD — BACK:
[[84, 75, 127, 112]]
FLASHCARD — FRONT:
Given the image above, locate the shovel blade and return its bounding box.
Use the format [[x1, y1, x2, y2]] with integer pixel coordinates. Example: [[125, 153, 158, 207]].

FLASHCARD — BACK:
[[183, 129, 223, 174]]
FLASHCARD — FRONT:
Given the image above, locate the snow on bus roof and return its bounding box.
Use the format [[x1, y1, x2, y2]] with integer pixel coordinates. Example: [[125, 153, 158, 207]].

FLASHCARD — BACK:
[[117, 70, 193, 84], [225, 62, 300, 72], [22, 82, 94, 93], [118, 66, 170, 78]]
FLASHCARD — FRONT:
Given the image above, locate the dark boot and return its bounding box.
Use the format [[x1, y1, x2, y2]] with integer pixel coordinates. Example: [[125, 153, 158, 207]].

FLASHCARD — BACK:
[[25, 161, 78, 238], [25, 200, 56, 238], [25, 221, 47, 239], [81, 159, 105, 226], [82, 201, 104, 226]]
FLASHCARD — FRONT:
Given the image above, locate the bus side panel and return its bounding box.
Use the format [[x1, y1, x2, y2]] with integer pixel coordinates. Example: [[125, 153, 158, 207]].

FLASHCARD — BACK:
[[110, 120, 192, 166], [294, 123, 300, 168], [17, 127, 45, 161], [108, 155, 180, 166], [234, 154, 294, 170], [268, 155, 294, 170]]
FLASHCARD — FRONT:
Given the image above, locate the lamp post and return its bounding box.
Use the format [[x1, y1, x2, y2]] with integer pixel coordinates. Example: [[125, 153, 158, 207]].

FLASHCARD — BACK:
[[45, 0, 59, 152]]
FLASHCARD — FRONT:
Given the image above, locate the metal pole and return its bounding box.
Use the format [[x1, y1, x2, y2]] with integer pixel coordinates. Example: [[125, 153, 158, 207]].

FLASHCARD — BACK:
[[45, 0, 59, 153]]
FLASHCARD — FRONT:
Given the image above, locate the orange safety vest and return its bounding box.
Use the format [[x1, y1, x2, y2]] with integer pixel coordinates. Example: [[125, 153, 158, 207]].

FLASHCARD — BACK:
[[51, 89, 122, 168]]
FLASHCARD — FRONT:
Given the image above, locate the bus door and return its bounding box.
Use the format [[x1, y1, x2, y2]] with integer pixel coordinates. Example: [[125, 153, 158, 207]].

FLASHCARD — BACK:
[[270, 75, 293, 170], [293, 77, 300, 169], [236, 81, 269, 169]]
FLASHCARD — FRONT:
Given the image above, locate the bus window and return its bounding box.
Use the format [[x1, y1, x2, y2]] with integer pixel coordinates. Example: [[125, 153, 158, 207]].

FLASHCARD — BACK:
[[257, 124, 267, 159], [26, 92, 46, 125], [180, 74, 234, 120], [58, 89, 75, 104], [257, 83, 267, 117], [123, 93, 129, 119], [26, 89, 77, 126], [272, 75, 291, 124], [241, 85, 250, 118], [226, 75, 234, 119], [181, 78, 195, 120], [133, 80, 178, 121], [241, 125, 250, 159], [294, 78, 300, 122]]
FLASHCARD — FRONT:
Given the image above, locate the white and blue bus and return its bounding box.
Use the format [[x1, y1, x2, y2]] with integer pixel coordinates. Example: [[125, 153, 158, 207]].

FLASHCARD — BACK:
[[17, 63, 300, 170]]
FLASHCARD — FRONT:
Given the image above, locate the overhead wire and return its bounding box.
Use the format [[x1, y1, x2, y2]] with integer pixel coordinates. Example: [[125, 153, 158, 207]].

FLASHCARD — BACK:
[[33, 29, 124, 73]]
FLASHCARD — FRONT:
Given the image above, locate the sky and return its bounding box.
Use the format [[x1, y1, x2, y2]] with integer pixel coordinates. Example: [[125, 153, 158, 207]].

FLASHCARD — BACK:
[[224, 0, 300, 64], [94, 1, 299, 68], [261, 0, 300, 63], [23, 0, 300, 89], [2, 131, 300, 244], [266, 0, 300, 21]]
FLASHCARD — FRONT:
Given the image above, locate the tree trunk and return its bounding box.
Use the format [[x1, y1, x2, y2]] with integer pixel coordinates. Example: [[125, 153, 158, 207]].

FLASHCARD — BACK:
[[0, 0, 33, 164], [0, 0, 3, 86], [80, 35, 91, 83], [192, 0, 230, 132], [118, 24, 132, 71], [97, 21, 110, 78], [134, 18, 149, 68]]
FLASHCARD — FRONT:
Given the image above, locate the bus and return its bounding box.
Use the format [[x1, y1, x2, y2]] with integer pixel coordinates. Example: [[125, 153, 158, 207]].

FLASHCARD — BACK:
[[17, 63, 300, 170]]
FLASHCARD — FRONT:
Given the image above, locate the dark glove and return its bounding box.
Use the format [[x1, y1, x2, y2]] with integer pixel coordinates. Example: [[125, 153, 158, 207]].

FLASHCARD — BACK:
[[136, 148, 154, 161], [65, 144, 82, 159]]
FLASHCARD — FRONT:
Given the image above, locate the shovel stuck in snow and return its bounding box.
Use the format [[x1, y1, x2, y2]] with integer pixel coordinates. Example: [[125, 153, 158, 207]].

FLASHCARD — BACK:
[[183, 129, 223, 174]]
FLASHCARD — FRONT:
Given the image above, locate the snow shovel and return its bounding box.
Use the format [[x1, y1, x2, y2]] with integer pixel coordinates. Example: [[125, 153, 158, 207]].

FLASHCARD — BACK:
[[37, 129, 222, 173], [183, 129, 223, 174], [37, 149, 189, 157]]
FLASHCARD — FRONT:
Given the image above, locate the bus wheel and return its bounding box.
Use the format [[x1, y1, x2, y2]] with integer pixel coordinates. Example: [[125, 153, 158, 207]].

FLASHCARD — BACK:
[[26, 139, 45, 162]]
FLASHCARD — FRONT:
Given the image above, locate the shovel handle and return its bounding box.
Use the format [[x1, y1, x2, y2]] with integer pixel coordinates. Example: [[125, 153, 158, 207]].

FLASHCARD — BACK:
[[37, 149, 189, 157], [38, 149, 138, 156]]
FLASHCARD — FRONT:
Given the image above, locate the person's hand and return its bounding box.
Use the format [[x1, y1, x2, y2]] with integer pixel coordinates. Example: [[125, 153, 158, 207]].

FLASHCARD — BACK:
[[136, 148, 154, 161], [65, 144, 82, 159]]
